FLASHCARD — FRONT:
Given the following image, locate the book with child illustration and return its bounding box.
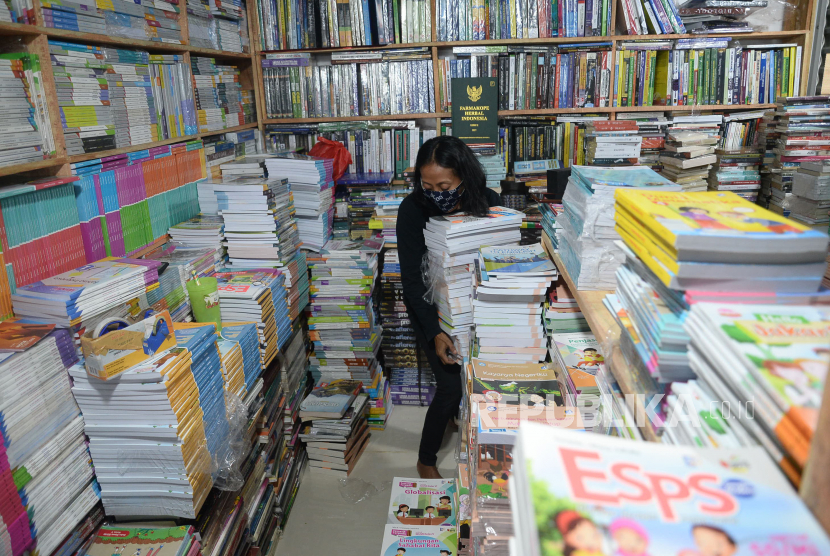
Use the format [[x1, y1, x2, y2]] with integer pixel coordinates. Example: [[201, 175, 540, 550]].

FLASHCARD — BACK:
[[387, 477, 457, 527], [379, 525, 457, 556]]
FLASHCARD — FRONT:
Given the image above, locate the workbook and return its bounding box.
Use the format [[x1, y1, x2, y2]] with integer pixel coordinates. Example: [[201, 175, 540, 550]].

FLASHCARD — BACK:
[[379, 525, 457, 556], [387, 477, 457, 526]]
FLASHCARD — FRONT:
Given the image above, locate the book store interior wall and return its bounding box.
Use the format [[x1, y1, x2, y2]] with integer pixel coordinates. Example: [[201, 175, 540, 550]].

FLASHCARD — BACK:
[[5, 0, 830, 552]]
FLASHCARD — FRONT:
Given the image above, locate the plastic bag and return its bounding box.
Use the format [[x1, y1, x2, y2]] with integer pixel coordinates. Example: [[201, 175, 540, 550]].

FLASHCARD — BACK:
[[309, 137, 353, 181]]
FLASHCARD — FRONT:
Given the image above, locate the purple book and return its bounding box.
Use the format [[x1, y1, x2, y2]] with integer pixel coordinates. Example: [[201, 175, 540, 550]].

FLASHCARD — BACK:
[[80, 219, 106, 263], [51, 328, 79, 368]]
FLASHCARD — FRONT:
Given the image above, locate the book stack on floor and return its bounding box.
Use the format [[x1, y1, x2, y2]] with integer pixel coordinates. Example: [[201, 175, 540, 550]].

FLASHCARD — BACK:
[[708, 148, 764, 202], [473, 244, 556, 364], [509, 423, 830, 556], [299, 380, 369, 477], [790, 160, 830, 230], [363, 372, 393, 430], [278, 328, 310, 426], [584, 121, 642, 166], [214, 269, 292, 369], [218, 322, 261, 398], [340, 173, 395, 240], [382, 478, 457, 555], [306, 239, 383, 385], [659, 130, 718, 192], [425, 207, 524, 357], [0, 52, 55, 167], [264, 154, 335, 251], [0, 324, 98, 556], [555, 165, 679, 291], [380, 249, 437, 406]]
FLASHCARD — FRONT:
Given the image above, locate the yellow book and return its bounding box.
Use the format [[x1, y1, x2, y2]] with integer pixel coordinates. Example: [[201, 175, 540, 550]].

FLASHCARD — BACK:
[[613, 190, 827, 264], [576, 127, 585, 166], [615, 50, 624, 107], [563, 123, 571, 168], [789, 46, 797, 98]]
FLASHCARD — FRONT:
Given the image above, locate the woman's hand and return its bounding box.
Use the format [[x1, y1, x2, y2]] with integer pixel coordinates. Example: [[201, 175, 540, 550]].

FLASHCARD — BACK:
[[434, 332, 459, 365]]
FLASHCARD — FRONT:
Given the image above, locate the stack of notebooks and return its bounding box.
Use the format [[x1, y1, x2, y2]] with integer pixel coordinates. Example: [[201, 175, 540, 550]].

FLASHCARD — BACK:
[[790, 160, 830, 229], [659, 130, 718, 191], [264, 154, 335, 251], [214, 269, 292, 369], [556, 165, 679, 291], [0, 52, 54, 167], [0, 324, 99, 556], [707, 148, 763, 202], [473, 244, 556, 364], [425, 207, 524, 356], [300, 392, 370, 478], [218, 322, 261, 397], [550, 331, 604, 429], [306, 238, 383, 384]]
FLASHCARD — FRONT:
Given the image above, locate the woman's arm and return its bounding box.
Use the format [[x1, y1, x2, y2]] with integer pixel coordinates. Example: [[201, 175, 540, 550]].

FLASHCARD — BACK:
[[396, 199, 443, 341]]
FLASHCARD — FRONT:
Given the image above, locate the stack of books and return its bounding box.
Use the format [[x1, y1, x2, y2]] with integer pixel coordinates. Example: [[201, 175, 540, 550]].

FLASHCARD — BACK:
[[218, 322, 261, 398], [168, 215, 224, 251], [306, 239, 383, 384], [473, 244, 556, 364], [278, 328, 310, 422], [550, 331, 605, 429], [214, 269, 292, 369], [617, 112, 670, 170], [425, 207, 524, 356], [544, 280, 589, 336], [0, 324, 98, 556], [707, 148, 763, 202], [144, 243, 223, 282], [659, 130, 718, 191], [380, 249, 436, 406], [791, 160, 830, 229], [0, 52, 54, 167], [584, 121, 643, 166], [363, 373, 393, 429], [538, 201, 563, 253], [340, 173, 395, 240], [556, 165, 679, 291], [186, 0, 214, 48], [509, 423, 830, 556], [300, 392, 370, 477], [369, 180, 412, 245], [191, 57, 247, 133], [264, 154, 335, 250]]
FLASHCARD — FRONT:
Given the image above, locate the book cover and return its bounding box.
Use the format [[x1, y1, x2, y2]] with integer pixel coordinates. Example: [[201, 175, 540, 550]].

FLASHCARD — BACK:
[[387, 477, 457, 526], [512, 423, 830, 556], [379, 525, 457, 556], [300, 379, 362, 416], [470, 359, 564, 406], [479, 244, 556, 275], [85, 525, 195, 556]]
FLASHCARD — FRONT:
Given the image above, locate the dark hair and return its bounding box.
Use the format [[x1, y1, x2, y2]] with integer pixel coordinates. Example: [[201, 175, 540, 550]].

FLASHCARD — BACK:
[[399, 504, 409, 511], [692, 525, 736, 547], [439, 496, 451, 502], [426, 505, 435, 511], [583, 348, 597, 353], [413, 136, 490, 217]]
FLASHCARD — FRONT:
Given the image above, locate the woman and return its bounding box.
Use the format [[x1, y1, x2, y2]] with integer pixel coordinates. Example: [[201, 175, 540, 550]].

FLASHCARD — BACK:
[[396, 136, 501, 479]]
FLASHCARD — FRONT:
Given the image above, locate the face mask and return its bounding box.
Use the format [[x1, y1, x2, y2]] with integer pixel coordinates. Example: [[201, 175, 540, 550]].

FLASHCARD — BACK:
[[424, 184, 464, 213]]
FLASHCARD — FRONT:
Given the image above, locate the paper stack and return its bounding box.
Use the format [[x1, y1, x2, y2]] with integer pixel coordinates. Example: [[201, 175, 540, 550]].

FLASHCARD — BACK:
[[264, 153, 336, 250], [380, 249, 436, 406], [218, 322, 261, 398], [168, 214, 225, 249], [306, 238, 383, 384], [556, 165, 679, 291], [473, 244, 556, 364], [584, 120, 642, 166], [424, 207, 524, 356], [214, 269, 291, 369], [300, 393, 370, 478], [0, 325, 99, 556]]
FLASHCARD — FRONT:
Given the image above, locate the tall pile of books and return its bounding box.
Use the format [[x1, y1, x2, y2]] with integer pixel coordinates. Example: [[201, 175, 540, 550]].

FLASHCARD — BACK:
[[299, 384, 370, 478], [659, 130, 718, 191], [380, 249, 436, 406], [368, 177, 411, 245], [544, 280, 589, 340], [306, 239, 383, 385], [218, 322, 262, 397], [0, 324, 98, 556], [617, 112, 669, 170], [708, 148, 763, 202], [584, 121, 642, 166], [556, 165, 679, 291], [192, 57, 247, 133], [0, 52, 55, 167], [167, 214, 224, 250], [425, 207, 524, 357], [792, 160, 830, 229], [341, 173, 394, 240], [473, 244, 556, 364], [264, 154, 335, 250]]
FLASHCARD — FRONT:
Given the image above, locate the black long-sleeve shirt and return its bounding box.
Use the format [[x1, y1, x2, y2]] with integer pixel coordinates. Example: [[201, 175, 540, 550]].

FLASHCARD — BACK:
[[395, 188, 502, 342]]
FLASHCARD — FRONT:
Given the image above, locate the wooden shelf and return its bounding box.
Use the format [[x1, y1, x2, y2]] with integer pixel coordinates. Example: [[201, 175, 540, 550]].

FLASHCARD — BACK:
[[0, 156, 68, 178], [264, 113, 450, 123], [188, 47, 253, 60], [199, 122, 259, 135], [0, 21, 41, 36], [548, 249, 660, 443], [67, 135, 198, 164]]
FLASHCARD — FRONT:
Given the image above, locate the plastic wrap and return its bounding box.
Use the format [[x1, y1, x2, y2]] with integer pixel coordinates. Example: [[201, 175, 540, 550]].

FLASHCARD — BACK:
[[337, 477, 389, 504], [210, 391, 248, 491]]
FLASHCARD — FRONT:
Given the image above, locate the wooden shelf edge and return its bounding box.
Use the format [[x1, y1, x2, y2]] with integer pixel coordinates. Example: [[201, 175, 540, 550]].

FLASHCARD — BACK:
[[198, 122, 258, 136], [67, 134, 199, 163], [264, 113, 450, 123], [547, 248, 659, 442], [0, 21, 41, 36], [0, 156, 68, 177]]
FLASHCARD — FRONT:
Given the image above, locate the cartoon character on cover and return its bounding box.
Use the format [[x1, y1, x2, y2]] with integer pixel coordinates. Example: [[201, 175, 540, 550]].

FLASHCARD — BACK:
[[691, 525, 737, 556], [716, 210, 803, 234], [674, 207, 732, 231], [438, 496, 452, 511], [396, 504, 410, 518], [440, 551, 451, 555], [425, 506, 437, 518], [482, 470, 510, 495], [396, 549, 406, 555], [763, 359, 823, 407], [555, 510, 607, 556], [610, 518, 651, 556], [577, 348, 605, 368]]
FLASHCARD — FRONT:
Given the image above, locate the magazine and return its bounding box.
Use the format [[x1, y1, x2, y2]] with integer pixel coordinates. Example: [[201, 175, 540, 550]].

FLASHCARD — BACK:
[[511, 423, 830, 556], [387, 477, 457, 526], [379, 525, 457, 556]]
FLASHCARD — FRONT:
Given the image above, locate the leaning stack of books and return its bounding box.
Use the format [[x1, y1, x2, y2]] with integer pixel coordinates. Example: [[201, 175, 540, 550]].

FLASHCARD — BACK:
[[425, 207, 524, 357], [659, 130, 718, 191], [707, 148, 764, 202], [299, 380, 368, 477], [473, 244, 556, 364]]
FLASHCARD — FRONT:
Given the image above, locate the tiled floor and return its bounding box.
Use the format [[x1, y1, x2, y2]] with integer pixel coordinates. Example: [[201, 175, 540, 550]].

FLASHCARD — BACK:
[[275, 405, 459, 554]]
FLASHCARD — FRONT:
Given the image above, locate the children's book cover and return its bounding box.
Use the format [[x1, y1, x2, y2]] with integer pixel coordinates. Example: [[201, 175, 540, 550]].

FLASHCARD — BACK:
[[379, 525, 457, 556], [551, 332, 605, 389], [571, 165, 680, 189], [300, 380, 362, 415], [86, 525, 194, 556], [514, 422, 830, 556], [387, 477, 457, 526], [480, 244, 557, 275], [476, 443, 513, 501], [470, 359, 564, 406]]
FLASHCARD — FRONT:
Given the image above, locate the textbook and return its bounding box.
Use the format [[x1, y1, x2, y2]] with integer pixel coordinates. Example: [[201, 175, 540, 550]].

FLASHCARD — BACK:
[[86, 525, 198, 556], [379, 525, 457, 556], [387, 477, 457, 527], [511, 423, 830, 556], [299, 379, 363, 419], [479, 244, 557, 276], [470, 359, 565, 407]]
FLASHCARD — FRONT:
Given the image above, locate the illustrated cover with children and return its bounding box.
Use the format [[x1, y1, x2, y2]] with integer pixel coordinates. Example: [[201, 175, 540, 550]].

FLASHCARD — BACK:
[[470, 359, 564, 407], [379, 525, 457, 556], [86, 525, 196, 556], [513, 422, 830, 556], [387, 477, 457, 526], [479, 244, 557, 275], [550, 332, 604, 392]]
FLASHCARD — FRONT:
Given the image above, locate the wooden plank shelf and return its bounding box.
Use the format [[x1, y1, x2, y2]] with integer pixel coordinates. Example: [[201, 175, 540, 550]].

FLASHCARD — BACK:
[[264, 113, 450, 123], [0, 157, 68, 178]]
